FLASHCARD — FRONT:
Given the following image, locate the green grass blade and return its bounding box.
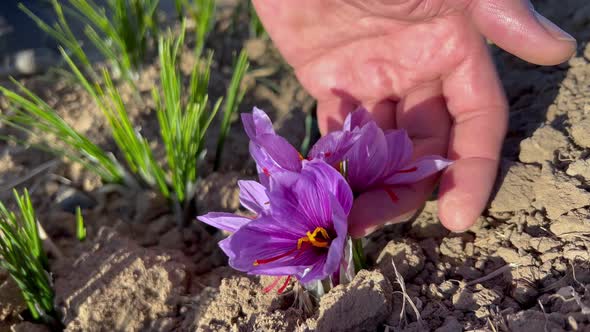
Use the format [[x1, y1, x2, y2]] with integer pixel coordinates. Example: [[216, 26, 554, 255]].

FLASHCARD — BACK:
[[0, 80, 126, 184], [0, 189, 55, 322], [214, 49, 249, 171], [75, 207, 86, 241]]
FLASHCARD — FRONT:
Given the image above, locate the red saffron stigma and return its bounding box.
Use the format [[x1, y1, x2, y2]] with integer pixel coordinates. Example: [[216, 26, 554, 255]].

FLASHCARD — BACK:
[[254, 247, 298, 266], [324, 152, 332, 157], [385, 188, 399, 202], [263, 276, 283, 293], [397, 166, 417, 174], [277, 276, 292, 294], [262, 167, 271, 177]]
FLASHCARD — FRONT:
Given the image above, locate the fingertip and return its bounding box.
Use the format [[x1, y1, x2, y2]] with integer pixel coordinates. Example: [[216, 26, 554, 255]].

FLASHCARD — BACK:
[[437, 192, 478, 232], [437, 158, 498, 232], [472, 0, 576, 66]]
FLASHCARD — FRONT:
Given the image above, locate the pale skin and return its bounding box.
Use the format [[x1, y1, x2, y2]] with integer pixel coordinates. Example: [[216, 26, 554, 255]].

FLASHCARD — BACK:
[[252, 0, 576, 237]]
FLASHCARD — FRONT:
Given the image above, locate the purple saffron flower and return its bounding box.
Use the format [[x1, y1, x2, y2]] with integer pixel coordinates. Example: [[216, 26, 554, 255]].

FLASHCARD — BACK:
[[241, 107, 359, 186], [197, 160, 352, 285], [341, 107, 452, 195], [197, 179, 269, 233]]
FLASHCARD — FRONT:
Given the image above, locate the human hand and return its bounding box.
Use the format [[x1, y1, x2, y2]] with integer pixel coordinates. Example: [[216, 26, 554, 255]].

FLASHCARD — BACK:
[[252, 0, 576, 236]]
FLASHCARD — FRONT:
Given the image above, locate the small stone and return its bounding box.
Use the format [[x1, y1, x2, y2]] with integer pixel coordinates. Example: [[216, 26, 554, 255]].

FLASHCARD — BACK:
[[519, 126, 568, 163], [315, 270, 392, 332], [570, 118, 590, 148], [375, 239, 425, 281]]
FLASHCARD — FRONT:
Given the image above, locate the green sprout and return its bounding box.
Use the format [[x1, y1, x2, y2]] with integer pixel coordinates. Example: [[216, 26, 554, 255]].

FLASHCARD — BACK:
[[75, 207, 86, 242], [214, 49, 249, 171], [22, 0, 160, 84], [0, 189, 55, 322], [153, 27, 222, 216]]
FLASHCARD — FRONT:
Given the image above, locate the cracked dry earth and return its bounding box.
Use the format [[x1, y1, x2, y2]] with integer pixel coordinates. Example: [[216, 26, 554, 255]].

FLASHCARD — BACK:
[[3, 0, 590, 331]]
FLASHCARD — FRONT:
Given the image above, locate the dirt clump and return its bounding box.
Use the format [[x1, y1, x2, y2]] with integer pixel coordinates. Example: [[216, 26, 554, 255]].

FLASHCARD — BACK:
[[532, 164, 590, 219], [519, 125, 569, 164], [374, 239, 425, 281], [54, 227, 189, 332], [489, 160, 540, 213], [187, 274, 299, 331], [0, 274, 26, 322], [304, 270, 393, 332]]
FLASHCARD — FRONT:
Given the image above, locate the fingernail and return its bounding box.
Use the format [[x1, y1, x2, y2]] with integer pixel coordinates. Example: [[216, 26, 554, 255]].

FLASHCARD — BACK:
[[535, 12, 576, 42]]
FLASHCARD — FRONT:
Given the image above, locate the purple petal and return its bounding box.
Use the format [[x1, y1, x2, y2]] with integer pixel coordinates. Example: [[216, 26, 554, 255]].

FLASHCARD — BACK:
[[385, 156, 452, 185], [268, 170, 323, 235], [255, 133, 302, 172], [269, 161, 349, 231], [197, 212, 252, 233], [343, 107, 372, 131], [249, 142, 273, 187], [241, 107, 275, 140], [345, 122, 388, 192], [303, 160, 353, 214], [384, 129, 413, 175], [298, 194, 348, 283], [226, 216, 313, 276], [308, 130, 359, 165], [238, 180, 269, 214]]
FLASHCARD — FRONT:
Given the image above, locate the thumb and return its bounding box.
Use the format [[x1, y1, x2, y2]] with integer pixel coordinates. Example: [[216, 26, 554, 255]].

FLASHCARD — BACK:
[[470, 0, 576, 65]]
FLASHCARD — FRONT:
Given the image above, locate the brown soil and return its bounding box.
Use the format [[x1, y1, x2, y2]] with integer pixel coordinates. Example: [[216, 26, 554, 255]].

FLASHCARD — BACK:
[[2, 0, 590, 331]]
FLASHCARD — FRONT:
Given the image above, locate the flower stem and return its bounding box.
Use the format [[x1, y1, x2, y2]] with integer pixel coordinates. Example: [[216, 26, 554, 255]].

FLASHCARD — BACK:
[[352, 238, 366, 272]]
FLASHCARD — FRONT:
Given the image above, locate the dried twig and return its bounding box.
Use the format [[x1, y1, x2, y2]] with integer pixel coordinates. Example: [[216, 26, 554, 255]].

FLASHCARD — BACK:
[[391, 259, 423, 328], [467, 263, 518, 286]]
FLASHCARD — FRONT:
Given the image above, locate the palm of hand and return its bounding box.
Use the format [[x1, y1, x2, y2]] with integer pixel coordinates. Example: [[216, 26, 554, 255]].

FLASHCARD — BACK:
[[253, 0, 576, 235]]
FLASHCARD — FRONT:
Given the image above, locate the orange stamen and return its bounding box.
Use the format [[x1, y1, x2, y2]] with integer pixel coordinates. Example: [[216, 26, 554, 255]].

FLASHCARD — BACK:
[[297, 227, 330, 249], [298, 153, 304, 161]]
